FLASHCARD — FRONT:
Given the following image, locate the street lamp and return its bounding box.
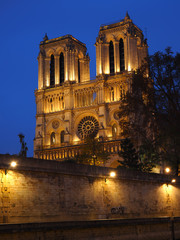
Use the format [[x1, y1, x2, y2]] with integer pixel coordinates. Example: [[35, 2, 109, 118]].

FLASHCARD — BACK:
[[11, 161, 17, 167], [5, 161, 17, 175], [105, 171, 116, 182], [165, 167, 177, 185], [110, 171, 116, 177], [165, 167, 170, 173]]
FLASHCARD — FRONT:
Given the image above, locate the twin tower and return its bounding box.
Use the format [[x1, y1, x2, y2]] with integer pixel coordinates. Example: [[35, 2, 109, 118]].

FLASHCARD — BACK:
[[34, 13, 148, 165]]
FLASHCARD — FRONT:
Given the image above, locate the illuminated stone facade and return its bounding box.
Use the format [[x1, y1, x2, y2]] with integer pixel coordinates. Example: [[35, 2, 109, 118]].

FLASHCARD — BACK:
[[34, 13, 148, 163]]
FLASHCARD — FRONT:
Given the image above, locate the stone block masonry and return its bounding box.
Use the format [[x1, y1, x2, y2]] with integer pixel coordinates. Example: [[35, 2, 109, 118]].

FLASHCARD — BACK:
[[0, 154, 180, 225]]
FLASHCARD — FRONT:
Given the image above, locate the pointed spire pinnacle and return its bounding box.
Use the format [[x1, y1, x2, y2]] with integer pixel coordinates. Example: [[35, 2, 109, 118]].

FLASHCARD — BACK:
[[124, 11, 130, 21], [43, 33, 48, 42]]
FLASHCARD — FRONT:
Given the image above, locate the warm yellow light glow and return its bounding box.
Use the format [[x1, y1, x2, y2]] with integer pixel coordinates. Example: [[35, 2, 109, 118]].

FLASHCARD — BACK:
[[11, 161, 17, 167], [99, 66, 102, 74], [162, 183, 172, 192], [165, 167, 170, 173], [171, 179, 176, 183], [46, 78, 49, 87], [128, 64, 131, 71], [110, 171, 116, 177], [116, 67, 120, 73], [104, 66, 110, 74], [107, 133, 112, 138], [73, 136, 80, 143]]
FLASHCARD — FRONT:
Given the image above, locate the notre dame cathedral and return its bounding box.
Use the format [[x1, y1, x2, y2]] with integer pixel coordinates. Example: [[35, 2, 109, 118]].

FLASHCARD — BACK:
[[34, 13, 148, 167]]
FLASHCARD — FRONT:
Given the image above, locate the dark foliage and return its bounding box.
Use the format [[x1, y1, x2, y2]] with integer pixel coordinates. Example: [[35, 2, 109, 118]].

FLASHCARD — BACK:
[[18, 133, 28, 157], [73, 135, 110, 166], [118, 48, 180, 172]]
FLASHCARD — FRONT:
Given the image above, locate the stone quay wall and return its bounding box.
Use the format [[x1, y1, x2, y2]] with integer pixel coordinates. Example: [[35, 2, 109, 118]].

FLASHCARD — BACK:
[[0, 154, 180, 224], [0, 217, 180, 240]]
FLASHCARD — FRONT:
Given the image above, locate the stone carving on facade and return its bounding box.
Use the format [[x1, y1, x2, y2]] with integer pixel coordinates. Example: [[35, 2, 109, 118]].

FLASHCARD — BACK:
[[52, 120, 60, 129], [77, 116, 99, 139], [114, 111, 121, 120]]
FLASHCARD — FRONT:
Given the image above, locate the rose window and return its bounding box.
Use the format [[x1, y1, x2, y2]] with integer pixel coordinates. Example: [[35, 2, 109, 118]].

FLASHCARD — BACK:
[[77, 116, 99, 139]]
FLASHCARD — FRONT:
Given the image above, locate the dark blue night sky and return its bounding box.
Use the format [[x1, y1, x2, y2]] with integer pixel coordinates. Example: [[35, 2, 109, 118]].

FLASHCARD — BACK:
[[0, 0, 180, 157]]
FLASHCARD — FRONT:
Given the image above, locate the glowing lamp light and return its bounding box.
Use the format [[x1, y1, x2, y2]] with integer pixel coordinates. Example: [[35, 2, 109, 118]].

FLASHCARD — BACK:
[[171, 179, 176, 183], [11, 161, 17, 167], [110, 171, 116, 177], [165, 167, 170, 173]]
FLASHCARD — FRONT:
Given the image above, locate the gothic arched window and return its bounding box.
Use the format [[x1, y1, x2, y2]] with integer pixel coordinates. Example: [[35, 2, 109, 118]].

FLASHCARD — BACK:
[[60, 130, 65, 144], [78, 59, 80, 83], [109, 41, 114, 74], [119, 38, 125, 71], [59, 52, 64, 84], [51, 132, 55, 145], [112, 124, 117, 138], [50, 54, 55, 87]]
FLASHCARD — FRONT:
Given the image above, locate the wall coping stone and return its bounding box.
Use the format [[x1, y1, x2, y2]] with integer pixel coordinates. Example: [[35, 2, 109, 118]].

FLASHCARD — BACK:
[[0, 154, 178, 184], [0, 217, 180, 233]]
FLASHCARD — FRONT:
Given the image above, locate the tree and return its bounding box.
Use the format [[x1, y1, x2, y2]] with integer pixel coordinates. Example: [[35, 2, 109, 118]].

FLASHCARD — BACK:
[[138, 143, 159, 172], [18, 133, 28, 157], [118, 138, 159, 172], [118, 48, 180, 173], [118, 138, 140, 170], [72, 135, 110, 166]]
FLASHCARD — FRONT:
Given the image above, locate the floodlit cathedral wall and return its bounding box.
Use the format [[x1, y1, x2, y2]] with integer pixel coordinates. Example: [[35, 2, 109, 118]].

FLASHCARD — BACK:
[[34, 13, 148, 161]]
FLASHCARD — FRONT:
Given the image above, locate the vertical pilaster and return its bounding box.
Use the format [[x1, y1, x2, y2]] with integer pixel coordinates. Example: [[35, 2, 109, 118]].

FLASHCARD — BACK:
[[55, 55, 59, 85], [114, 41, 120, 73], [104, 44, 109, 74], [65, 49, 68, 81], [38, 53, 44, 89], [45, 57, 50, 87], [75, 56, 78, 83]]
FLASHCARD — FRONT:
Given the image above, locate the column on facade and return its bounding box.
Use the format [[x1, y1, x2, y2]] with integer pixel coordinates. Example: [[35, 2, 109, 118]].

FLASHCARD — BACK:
[[80, 92, 83, 107], [55, 55, 59, 85], [38, 52, 44, 89], [79, 59, 83, 83], [117, 84, 120, 100], [95, 43, 100, 75], [87, 91, 90, 106], [70, 49, 75, 81], [102, 43, 109, 74], [76, 92, 79, 107], [83, 56, 90, 82], [130, 37, 138, 70], [45, 57, 50, 87], [64, 48, 69, 81], [114, 85, 117, 101], [124, 37, 129, 71], [55, 95, 58, 111], [79, 55, 90, 82], [75, 56, 78, 83], [114, 41, 120, 73], [69, 49, 72, 81], [74, 91, 76, 108], [99, 83, 105, 103], [59, 95, 62, 111]]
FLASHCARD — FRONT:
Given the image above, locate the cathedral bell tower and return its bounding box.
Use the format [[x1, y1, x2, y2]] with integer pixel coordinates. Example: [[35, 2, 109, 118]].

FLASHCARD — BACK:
[[95, 12, 148, 76], [34, 13, 148, 165]]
